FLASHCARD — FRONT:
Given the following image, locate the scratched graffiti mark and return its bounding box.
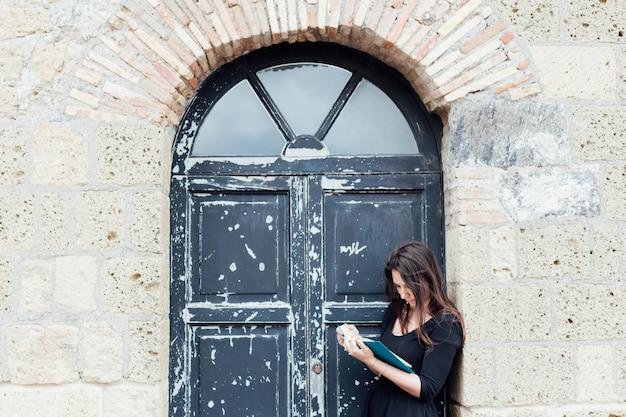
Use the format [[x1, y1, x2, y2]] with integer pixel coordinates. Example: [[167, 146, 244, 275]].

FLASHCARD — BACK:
[[339, 242, 367, 256]]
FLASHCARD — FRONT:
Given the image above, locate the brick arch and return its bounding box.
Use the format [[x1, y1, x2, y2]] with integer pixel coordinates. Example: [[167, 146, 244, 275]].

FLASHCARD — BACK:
[[64, 0, 540, 126]]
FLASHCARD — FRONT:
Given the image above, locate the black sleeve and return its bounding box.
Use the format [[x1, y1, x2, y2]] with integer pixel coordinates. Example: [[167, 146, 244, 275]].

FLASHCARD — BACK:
[[417, 314, 462, 401]]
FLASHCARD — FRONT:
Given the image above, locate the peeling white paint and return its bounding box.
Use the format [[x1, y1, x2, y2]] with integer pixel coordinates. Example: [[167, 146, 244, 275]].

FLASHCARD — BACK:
[[340, 241, 367, 255], [229, 262, 237, 272], [245, 244, 257, 259]]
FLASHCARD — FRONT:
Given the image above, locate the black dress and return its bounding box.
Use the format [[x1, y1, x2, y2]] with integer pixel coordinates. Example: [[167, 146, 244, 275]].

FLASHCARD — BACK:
[[362, 305, 462, 417]]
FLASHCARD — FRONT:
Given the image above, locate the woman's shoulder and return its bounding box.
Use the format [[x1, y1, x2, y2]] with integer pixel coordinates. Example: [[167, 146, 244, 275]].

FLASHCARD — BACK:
[[426, 311, 463, 343]]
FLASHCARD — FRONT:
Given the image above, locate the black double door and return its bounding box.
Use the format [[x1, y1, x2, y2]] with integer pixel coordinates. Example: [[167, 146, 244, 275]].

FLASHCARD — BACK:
[[170, 172, 442, 417]]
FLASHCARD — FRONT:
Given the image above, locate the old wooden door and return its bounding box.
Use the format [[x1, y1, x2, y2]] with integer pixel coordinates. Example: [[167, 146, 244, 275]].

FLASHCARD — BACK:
[[169, 43, 443, 417]]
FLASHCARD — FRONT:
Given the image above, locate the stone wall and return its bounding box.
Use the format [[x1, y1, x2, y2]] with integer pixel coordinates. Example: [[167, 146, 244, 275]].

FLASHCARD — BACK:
[[0, 0, 624, 416]]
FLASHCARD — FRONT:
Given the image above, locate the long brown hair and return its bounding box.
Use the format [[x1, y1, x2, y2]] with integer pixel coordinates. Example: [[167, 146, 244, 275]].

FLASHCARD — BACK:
[[384, 240, 465, 349]]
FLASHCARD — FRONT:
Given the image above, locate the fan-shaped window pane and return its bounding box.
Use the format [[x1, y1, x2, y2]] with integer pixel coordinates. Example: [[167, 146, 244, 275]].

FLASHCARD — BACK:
[[191, 80, 285, 156], [324, 79, 418, 155], [257, 63, 351, 136]]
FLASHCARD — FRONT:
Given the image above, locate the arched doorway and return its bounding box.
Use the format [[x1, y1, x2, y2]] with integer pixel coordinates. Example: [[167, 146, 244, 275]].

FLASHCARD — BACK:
[[169, 42, 444, 417]]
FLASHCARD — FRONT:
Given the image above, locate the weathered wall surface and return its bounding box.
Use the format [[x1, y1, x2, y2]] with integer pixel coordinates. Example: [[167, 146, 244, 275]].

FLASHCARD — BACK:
[[0, 0, 624, 416]]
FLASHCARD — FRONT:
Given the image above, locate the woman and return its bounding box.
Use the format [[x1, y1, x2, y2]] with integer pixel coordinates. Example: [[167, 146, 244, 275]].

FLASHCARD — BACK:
[[337, 240, 465, 417]]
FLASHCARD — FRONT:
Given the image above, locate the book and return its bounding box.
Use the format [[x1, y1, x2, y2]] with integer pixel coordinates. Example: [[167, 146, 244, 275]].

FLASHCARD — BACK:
[[338, 324, 415, 374]]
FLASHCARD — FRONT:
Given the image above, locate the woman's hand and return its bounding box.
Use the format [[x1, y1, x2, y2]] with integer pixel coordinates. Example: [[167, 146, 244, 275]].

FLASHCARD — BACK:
[[336, 324, 359, 348], [343, 333, 375, 364]]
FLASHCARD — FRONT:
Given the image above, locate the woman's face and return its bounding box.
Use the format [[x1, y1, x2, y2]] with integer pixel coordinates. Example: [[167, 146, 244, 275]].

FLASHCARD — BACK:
[[391, 268, 415, 309]]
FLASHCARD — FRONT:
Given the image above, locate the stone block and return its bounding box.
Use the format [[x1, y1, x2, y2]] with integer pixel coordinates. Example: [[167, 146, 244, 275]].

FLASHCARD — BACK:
[[498, 169, 600, 222], [458, 284, 551, 342], [562, 0, 626, 43], [0, 44, 23, 80], [448, 99, 568, 167], [128, 320, 168, 382], [571, 105, 626, 161], [603, 165, 626, 220], [0, 258, 11, 313], [33, 123, 88, 186], [102, 256, 164, 314], [488, 226, 517, 281], [97, 125, 167, 186], [494, 346, 574, 405], [0, 8, 52, 40], [530, 46, 616, 100], [575, 345, 614, 402], [59, 385, 103, 417], [7, 325, 79, 384], [103, 383, 162, 417], [558, 405, 626, 417], [591, 224, 622, 281], [76, 191, 126, 250], [445, 226, 488, 284], [18, 259, 52, 313], [41, 193, 69, 251], [0, 128, 27, 185], [82, 322, 123, 383], [0, 386, 57, 416], [452, 346, 494, 407], [29, 41, 67, 82], [492, 0, 559, 42], [518, 224, 590, 279], [620, 47, 626, 101], [555, 284, 626, 340], [0, 85, 18, 115], [618, 345, 626, 398], [132, 191, 168, 253], [54, 256, 98, 312]]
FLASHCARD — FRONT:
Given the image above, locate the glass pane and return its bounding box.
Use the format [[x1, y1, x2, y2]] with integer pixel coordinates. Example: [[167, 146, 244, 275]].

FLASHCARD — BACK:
[[191, 80, 285, 156], [257, 63, 352, 137], [324, 79, 418, 155]]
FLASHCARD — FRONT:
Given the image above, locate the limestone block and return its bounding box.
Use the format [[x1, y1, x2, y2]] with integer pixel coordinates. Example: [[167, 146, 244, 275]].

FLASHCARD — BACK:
[[531, 46, 615, 100], [0, 386, 57, 416], [571, 105, 626, 161], [618, 345, 626, 398], [0, 44, 24, 80], [453, 345, 494, 407], [97, 125, 167, 186], [18, 259, 52, 313], [518, 224, 590, 279], [0, 8, 52, 40], [41, 193, 69, 251], [0, 128, 27, 185], [448, 99, 568, 167], [76, 191, 126, 250], [492, 0, 559, 42], [29, 41, 67, 82], [128, 320, 168, 382], [562, 0, 626, 43], [592, 224, 622, 281], [458, 284, 551, 342], [488, 226, 517, 281], [7, 325, 79, 384], [451, 406, 506, 417], [498, 169, 600, 222], [575, 345, 614, 402], [445, 226, 488, 284], [620, 47, 626, 100], [33, 123, 88, 186], [82, 322, 123, 383], [103, 383, 162, 417], [494, 346, 574, 405], [0, 85, 18, 115], [59, 385, 103, 417], [603, 165, 626, 220], [0, 258, 11, 313], [54, 256, 97, 312], [102, 256, 164, 314], [555, 284, 626, 340], [558, 405, 626, 417], [132, 192, 168, 253]]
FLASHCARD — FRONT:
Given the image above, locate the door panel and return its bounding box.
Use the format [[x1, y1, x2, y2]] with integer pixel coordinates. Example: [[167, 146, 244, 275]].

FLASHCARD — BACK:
[[318, 174, 442, 417]]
